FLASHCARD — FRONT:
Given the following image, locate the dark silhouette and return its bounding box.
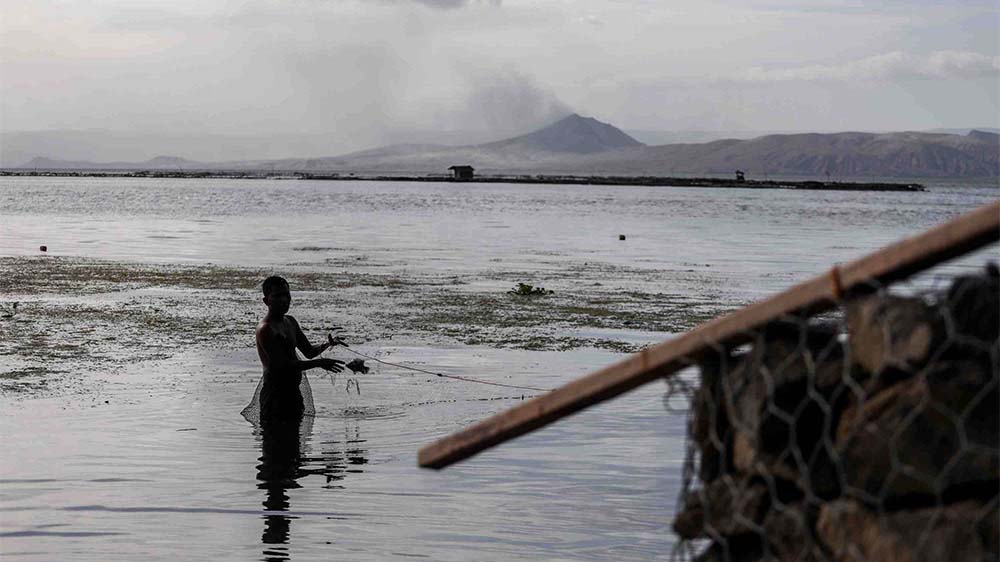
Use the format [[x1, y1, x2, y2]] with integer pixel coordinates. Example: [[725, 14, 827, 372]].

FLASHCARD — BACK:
[[251, 275, 372, 560], [256, 416, 369, 561], [448, 165, 475, 180], [258, 419, 303, 561], [255, 276, 345, 422]]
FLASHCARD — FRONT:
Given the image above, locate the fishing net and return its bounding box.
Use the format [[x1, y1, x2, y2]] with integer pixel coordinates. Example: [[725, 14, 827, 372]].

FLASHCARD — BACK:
[[669, 261, 999, 562], [241, 372, 316, 426]]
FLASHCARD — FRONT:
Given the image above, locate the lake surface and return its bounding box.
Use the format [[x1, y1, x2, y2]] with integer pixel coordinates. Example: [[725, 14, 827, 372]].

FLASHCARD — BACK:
[[1, 177, 996, 561]]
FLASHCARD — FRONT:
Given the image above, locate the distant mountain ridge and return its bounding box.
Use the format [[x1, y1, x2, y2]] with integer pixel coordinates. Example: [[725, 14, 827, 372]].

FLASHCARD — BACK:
[[20, 155, 205, 170], [257, 114, 644, 171], [479, 113, 644, 154], [546, 130, 999, 178], [12, 116, 999, 178]]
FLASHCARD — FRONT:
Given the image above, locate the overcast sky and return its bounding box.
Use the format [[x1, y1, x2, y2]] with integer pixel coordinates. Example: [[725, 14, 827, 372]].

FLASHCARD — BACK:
[[2, 0, 998, 149]]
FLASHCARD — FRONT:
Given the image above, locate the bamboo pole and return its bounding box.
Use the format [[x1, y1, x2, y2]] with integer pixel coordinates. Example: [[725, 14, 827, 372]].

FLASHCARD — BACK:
[[418, 201, 1000, 469]]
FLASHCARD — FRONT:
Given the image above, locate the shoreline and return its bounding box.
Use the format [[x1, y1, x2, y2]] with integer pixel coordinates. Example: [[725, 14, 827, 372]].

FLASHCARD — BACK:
[[0, 169, 927, 191]]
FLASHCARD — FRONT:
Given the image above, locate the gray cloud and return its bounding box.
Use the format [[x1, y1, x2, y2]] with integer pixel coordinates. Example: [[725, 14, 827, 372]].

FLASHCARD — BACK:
[[380, 0, 500, 9], [740, 51, 1000, 82], [3, 0, 998, 152]]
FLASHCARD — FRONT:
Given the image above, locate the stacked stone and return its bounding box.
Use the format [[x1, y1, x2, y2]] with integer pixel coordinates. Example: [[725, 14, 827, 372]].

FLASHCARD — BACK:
[[674, 265, 999, 562]]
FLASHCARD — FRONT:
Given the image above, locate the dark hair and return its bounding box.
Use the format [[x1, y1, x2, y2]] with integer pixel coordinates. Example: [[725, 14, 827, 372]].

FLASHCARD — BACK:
[[262, 275, 289, 296]]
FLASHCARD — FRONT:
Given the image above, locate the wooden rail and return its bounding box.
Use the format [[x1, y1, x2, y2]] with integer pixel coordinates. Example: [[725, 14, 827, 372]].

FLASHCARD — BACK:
[[418, 201, 1000, 469]]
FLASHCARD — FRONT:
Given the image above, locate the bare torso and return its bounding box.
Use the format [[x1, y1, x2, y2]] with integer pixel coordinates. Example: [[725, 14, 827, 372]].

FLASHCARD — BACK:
[[256, 316, 304, 421]]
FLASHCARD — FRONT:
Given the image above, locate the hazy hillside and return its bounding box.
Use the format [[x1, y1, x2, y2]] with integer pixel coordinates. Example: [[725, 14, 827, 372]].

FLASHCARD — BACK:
[[0, 130, 367, 168], [265, 126, 998, 178], [258, 114, 644, 172], [535, 130, 1000, 178], [19, 155, 206, 170], [10, 116, 998, 178], [479, 114, 644, 154]]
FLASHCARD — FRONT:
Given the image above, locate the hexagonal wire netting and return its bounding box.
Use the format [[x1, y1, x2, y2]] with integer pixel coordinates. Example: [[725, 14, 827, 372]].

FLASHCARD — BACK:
[[667, 263, 999, 562]]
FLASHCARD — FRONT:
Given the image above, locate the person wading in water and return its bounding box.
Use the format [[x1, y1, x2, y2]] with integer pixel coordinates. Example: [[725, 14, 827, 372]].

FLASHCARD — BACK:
[[256, 275, 346, 423]]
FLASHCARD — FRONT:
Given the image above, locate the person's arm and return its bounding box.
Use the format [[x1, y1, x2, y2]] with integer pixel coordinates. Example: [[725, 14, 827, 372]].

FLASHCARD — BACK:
[[291, 316, 346, 358], [290, 316, 325, 359], [257, 322, 344, 373]]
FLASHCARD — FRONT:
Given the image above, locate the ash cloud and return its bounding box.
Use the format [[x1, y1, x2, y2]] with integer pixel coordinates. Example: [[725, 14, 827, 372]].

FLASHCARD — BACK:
[[453, 69, 574, 136]]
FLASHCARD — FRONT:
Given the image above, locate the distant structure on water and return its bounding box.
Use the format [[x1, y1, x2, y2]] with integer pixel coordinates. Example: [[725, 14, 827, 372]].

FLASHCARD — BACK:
[[448, 165, 475, 180], [735, 169, 746, 182]]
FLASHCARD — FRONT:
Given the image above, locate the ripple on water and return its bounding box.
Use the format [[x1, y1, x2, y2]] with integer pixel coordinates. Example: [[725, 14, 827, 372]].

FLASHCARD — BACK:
[[1, 178, 994, 560]]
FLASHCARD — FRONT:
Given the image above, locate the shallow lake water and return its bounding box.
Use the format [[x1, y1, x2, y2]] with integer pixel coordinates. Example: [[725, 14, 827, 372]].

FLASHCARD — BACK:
[[0, 177, 996, 560]]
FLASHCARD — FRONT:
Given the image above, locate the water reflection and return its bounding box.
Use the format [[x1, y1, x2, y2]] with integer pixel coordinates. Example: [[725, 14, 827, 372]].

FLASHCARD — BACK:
[[255, 416, 368, 561]]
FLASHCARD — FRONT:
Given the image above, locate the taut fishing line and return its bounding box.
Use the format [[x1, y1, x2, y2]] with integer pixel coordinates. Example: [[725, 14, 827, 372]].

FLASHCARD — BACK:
[[341, 345, 553, 393]]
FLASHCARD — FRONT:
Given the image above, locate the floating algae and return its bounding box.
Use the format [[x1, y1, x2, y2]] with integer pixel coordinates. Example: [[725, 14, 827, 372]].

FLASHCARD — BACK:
[[0, 255, 736, 398]]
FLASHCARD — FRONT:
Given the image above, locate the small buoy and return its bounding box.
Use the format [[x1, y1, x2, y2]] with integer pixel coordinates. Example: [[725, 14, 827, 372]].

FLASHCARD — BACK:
[[39, 245, 47, 252], [618, 235, 626, 241]]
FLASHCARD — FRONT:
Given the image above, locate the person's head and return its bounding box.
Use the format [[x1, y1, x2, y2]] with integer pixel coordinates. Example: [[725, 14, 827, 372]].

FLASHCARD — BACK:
[[262, 276, 291, 315]]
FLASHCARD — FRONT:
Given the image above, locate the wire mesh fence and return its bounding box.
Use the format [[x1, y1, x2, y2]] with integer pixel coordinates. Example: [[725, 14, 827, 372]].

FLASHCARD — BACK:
[[669, 262, 999, 562]]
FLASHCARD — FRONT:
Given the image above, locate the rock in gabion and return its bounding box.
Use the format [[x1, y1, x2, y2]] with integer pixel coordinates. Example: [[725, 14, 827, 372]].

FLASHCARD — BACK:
[[675, 264, 999, 562]]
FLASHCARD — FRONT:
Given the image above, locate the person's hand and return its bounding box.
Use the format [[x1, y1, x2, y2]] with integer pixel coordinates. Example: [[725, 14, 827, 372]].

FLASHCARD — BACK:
[[319, 358, 345, 373], [328, 333, 347, 348]]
